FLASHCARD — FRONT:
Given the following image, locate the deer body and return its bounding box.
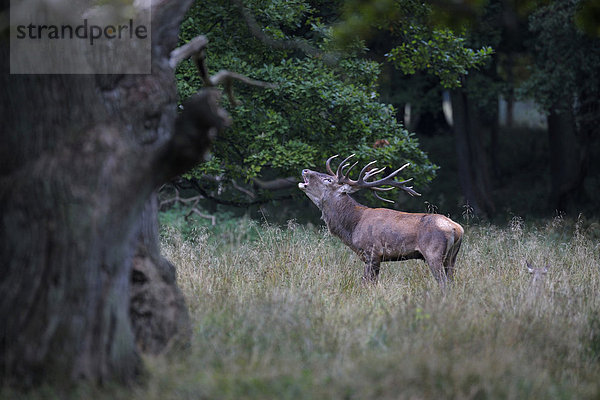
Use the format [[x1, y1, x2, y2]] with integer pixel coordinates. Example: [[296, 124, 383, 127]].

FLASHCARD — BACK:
[[300, 155, 463, 284]]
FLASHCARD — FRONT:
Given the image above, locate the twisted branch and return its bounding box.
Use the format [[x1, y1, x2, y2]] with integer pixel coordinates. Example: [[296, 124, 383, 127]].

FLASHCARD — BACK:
[[170, 34, 277, 106], [169, 35, 209, 69]]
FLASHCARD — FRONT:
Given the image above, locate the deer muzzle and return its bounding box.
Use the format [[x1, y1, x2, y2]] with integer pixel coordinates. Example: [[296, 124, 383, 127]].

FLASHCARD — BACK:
[[298, 169, 311, 190]]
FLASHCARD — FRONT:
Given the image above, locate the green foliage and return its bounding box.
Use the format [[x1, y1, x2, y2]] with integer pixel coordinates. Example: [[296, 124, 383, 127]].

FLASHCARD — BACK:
[[379, 0, 502, 131], [386, 27, 493, 88], [177, 0, 439, 204], [333, 0, 494, 88], [574, 0, 600, 36], [520, 0, 600, 110]]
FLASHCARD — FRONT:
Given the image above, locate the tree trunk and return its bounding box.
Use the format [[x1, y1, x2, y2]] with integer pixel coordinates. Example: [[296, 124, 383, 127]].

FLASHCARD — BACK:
[[547, 104, 586, 212], [130, 194, 192, 355], [0, 99, 147, 384], [451, 89, 495, 217], [0, 0, 227, 387]]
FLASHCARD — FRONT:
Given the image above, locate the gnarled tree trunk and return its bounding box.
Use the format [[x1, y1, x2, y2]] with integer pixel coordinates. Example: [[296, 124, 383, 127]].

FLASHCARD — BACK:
[[0, 0, 227, 387], [130, 194, 192, 355]]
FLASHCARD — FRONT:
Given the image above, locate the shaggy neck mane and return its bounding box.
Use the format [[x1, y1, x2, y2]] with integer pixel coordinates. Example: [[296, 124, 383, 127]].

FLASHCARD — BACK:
[[321, 193, 365, 245]]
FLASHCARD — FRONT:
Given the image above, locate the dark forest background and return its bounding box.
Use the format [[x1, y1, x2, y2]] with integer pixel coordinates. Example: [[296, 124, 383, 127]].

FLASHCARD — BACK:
[[161, 0, 600, 229]]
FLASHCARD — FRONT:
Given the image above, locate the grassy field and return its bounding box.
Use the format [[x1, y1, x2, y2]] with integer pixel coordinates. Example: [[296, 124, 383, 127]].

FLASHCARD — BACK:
[[7, 216, 600, 399], [126, 216, 599, 400]]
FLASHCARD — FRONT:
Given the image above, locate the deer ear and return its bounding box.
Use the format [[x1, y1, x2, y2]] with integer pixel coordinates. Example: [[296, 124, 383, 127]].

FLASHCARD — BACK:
[[525, 260, 534, 273]]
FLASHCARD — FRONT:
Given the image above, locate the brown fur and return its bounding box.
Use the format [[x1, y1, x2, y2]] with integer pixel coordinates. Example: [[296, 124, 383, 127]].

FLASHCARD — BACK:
[[299, 169, 463, 284]]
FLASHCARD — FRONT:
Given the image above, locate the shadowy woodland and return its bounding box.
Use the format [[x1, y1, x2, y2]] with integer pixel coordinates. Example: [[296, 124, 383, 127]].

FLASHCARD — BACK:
[[163, 0, 600, 226], [1, 0, 599, 397]]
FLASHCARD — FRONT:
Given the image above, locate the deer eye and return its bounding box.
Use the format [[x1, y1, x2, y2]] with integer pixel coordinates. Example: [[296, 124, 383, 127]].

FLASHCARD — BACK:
[[324, 177, 333, 183]]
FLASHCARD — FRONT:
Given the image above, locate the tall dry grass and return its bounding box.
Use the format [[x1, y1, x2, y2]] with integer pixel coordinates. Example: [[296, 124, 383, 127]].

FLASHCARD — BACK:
[[6, 217, 599, 400], [135, 216, 600, 399]]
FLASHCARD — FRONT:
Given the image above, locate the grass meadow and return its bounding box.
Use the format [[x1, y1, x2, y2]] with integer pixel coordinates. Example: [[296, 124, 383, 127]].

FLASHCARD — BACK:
[[7, 216, 600, 399], [134, 215, 600, 400]]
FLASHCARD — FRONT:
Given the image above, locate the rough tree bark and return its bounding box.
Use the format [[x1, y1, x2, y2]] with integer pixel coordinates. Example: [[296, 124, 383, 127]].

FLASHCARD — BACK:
[[0, 0, 229, 387], [130, 194, 192, 355]]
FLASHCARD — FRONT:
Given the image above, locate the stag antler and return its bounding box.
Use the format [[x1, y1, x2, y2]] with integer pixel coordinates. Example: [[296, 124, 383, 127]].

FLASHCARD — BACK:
[[325, 154, 421, 202], [325, 154, 339, 176], [325, 154, 360, 179]]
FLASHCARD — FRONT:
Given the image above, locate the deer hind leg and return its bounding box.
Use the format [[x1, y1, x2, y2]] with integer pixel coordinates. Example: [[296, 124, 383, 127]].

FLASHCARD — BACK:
[[424, 255, 448, 287], [444, 239, 462, 282]]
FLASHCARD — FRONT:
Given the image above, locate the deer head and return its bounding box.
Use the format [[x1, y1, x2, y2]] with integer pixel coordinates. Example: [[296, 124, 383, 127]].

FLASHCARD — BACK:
[[298, 154, 420, 208], [526, 260, 549, 285]]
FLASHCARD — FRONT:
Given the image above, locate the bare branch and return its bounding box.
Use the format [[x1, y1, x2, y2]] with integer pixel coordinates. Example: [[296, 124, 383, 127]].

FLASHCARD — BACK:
[[185, 208, 216, 226], [160, 194, 204, 207], [210, 71, 274, 89], [169, 35, 209, 69], [159, 186, 204, 207], [159, 186, 216, 225], [190, 179, 294, 208], [251, 177, 298, 190], [185, 42, 277, 106], [232, 180, 256, 199], [194, 50, 212, 87], [208, 70, 278, 106], [170, 34, 276, 106]]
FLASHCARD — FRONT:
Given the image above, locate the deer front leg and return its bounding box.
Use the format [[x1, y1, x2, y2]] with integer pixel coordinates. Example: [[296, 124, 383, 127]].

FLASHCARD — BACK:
[[362, 256, 381, 283]]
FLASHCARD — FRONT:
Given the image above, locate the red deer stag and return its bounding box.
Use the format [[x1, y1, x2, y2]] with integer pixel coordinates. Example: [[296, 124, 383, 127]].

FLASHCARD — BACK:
[[299, 155, 464, 284]]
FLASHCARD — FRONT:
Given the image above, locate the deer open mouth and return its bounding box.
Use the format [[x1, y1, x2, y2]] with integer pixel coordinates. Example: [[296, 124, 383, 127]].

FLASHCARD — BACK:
[[298, 172, 309, 190]]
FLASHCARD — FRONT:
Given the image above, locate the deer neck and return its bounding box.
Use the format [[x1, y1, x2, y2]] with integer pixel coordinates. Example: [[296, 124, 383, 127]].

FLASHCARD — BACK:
[[321, 193, 365, 245]]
